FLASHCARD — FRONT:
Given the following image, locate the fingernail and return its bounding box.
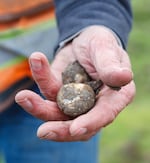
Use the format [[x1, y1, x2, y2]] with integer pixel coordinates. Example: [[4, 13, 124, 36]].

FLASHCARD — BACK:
[[71, 128, 87, 136], [25, 99, 33, 110], [40, 131, 57, 140], [16, 98, 33, 111], [108, 85, 121, 91], [30, 58, 42, 71]]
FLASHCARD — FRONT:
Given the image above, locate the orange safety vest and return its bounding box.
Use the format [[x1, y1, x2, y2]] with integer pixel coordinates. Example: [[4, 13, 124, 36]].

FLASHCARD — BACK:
[[0, 0, 55, 30], [0, 0, 55, 111]]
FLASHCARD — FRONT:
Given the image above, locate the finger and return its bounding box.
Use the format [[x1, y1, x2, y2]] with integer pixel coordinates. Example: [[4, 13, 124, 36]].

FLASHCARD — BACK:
[[90, 38, 133, 87], [72, 26, 133, 87], [51, 44, 76, 77], [37, 120, 97, 142], [37, 121, 73, 142], [69, 81, 136, 136], [15, 90, 68, 121], [29, 52, 61, 100], [121, 48, 132, 68]]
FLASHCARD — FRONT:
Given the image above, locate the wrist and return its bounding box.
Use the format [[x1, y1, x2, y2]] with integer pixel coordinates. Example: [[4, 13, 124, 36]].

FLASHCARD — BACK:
[[56, 25, 123, 54]]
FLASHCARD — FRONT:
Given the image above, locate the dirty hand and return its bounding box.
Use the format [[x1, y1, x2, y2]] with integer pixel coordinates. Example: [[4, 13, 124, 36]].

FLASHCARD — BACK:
[[15, 26, 136, 141]]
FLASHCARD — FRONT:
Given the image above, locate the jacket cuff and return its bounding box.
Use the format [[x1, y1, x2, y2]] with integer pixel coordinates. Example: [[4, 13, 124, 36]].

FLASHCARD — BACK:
[[54, 0, 132, 50], [56, 25, 123, 54]]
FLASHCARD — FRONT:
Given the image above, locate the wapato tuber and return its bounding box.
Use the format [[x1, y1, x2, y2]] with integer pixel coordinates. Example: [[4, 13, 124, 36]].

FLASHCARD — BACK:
[[56, 61, 103, 117]]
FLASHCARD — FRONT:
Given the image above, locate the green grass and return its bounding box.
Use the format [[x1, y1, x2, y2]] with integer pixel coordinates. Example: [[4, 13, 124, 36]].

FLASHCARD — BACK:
[[100, 1, 150, 163], [100, 106, 150, 163], [0, 154, 4, 163]]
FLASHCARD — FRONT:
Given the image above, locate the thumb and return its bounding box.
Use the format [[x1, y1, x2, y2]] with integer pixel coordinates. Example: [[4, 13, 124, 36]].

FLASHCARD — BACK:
[[90, 31, 133, 87]]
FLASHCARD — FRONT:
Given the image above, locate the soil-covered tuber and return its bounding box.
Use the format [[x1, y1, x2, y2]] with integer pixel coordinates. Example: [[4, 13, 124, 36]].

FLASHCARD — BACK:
[[56, 61, 103, 117]]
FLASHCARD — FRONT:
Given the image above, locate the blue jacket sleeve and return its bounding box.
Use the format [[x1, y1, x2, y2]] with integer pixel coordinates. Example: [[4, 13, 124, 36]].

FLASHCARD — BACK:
[[54, 0, 132, 49]]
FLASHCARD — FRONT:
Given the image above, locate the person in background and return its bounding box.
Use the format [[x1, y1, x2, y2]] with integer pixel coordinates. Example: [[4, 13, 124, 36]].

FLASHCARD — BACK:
[[0, 0, 135, 163]]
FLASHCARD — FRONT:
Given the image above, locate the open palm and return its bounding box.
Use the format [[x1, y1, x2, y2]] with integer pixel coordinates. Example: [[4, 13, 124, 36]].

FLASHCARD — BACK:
[[15, 26, 135, 141]]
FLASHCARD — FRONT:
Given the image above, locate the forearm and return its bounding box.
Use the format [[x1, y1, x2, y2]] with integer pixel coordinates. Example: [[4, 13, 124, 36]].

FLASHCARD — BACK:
[[54, 0, 132, 49]]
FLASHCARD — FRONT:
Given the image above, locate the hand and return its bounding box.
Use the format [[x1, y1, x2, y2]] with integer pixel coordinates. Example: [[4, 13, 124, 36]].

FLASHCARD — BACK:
[[15, 26, 136, 141]]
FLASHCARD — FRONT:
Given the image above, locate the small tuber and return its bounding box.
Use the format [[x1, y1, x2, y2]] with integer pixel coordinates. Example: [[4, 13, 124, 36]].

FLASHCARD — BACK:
[[56, 61, 103, 117]]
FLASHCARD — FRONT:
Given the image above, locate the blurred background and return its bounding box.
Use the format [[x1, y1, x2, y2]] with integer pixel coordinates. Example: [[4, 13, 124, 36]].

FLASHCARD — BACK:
[[100, 0, 150, 163], [0, 0, 149, 163]]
